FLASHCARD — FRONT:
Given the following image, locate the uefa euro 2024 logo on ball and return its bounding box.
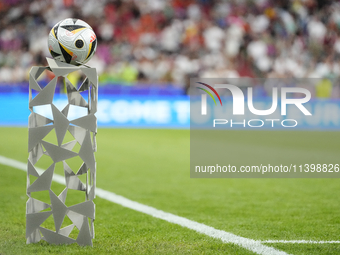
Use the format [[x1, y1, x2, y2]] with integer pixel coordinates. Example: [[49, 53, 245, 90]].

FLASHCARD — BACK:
[[48, 18, 97, 66]]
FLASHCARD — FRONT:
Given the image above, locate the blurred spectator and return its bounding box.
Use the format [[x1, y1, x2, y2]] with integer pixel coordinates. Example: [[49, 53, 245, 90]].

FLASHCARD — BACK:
[[1, 0, 340, 97], [315, 77, 333, 98]]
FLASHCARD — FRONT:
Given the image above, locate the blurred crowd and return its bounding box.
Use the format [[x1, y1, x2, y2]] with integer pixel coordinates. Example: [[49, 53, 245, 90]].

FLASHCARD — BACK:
[[1, 0, 340, 97]]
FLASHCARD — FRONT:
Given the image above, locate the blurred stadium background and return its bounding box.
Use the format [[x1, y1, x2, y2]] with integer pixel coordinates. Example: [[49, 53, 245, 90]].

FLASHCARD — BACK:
[[1, 0, 340, 127], [1, 1, 340, 254]]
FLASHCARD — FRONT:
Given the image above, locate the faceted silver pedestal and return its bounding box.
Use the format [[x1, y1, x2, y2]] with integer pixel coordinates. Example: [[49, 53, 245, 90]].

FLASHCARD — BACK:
[[26, 58, 97, 246]]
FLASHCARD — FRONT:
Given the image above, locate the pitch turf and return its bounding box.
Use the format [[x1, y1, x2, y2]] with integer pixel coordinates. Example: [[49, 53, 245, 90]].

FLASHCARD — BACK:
[[0, 127, 340, 254]]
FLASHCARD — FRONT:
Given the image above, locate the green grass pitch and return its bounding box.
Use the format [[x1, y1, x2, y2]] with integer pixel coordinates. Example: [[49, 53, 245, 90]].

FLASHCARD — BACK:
[[0, 127, 340, 254]]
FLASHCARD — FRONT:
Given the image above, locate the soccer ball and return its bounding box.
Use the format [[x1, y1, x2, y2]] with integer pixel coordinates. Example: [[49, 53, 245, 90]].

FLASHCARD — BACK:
[[48, 18, 97, 65]]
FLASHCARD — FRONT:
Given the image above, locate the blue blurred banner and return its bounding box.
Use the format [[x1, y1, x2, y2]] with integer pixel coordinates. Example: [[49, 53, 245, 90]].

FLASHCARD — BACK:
[[0, 93, 30, 126], [0, 93, 190, 128], [2, 93, 340, 129], [96, 95, 189, 128], [190, 97, 340, 130]]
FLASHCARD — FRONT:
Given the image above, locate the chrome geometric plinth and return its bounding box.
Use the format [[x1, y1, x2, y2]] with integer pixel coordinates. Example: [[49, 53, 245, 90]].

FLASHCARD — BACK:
[[26, 58, 97, 246]]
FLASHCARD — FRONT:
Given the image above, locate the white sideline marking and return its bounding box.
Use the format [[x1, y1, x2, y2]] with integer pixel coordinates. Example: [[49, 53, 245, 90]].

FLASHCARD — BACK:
[[262, 240, 340, 244], [1, 155, 289, 255]]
